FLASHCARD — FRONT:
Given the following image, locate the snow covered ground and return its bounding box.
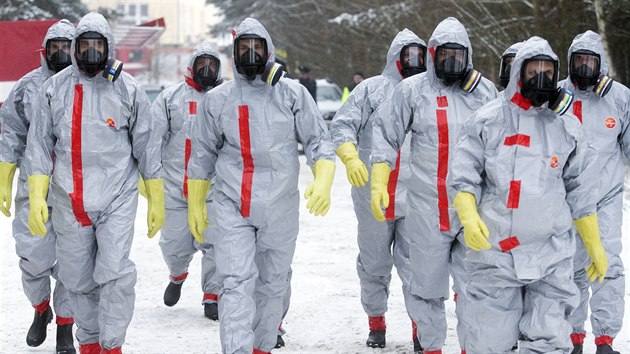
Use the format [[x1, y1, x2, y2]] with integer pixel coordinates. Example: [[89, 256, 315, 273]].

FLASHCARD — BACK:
[[1, 156, 629, 353]]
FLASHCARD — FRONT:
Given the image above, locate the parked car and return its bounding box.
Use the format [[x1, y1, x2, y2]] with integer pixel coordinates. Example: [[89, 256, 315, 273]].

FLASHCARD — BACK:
[[316, 79, 343, 126]]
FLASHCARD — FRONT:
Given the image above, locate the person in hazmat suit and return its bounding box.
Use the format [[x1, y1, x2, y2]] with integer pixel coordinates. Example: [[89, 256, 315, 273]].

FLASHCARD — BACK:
[[186, 18, 336, 354], [499, 42, 525, 91], [329, 28, 427, 351], [21, 12, 165, 354], [370, 17, 498, 353], [559, 30, 629, 354], [151, 40, 221, 320], [0, 19, 76, 354], [449, 36, 608, 353]]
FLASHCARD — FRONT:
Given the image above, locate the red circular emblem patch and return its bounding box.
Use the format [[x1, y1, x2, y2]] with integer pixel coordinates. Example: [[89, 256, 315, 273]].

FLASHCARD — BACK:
[[550, 155, 559, 168], [605, 117, 616, 129]]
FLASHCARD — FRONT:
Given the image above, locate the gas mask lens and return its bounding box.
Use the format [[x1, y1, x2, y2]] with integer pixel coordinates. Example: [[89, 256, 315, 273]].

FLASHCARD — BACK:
[[435, 43, 468, 85], [46, 38, 72, 73], [77, 38, 107, 64], [405, 45, 424, 67], [570, 50, 600, 89], [520, 56, 558, 107], [400, 44, 426, 78], [193, 55, 220, 89], [234, 36, 267, 80]]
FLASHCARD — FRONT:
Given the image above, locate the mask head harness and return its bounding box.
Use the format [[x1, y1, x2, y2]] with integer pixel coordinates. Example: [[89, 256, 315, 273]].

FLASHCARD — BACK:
[[75, 31, 109, 77], [434, 42, 481, 93], [192, 54, 221, 90], [45, 37, 72, 73], [499, 53, 515, 89], [520, 55, 573, 115], [570, 49, 612, 97], [399, 43, 427, 78]]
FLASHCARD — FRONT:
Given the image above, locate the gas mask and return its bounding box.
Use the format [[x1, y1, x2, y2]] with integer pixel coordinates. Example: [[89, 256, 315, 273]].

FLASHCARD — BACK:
[[498, 53, 515, 89], [75, 31, 108, 77], [570, 50, 612, 97], [434, 43, 468, 85], [234, 35, 267, 81], [45, 38, 72, 73], [570, 50, 599, 90], [520, 56, 573, 114], [399, 43, 426, 78], [433, 43, 482, 93], [193, 55, 221, 90], [233, 34, 283, 86]]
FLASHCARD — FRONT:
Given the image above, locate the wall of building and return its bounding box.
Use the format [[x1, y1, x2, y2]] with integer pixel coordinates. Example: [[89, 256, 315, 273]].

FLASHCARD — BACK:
[[83, 0, 220, 47]]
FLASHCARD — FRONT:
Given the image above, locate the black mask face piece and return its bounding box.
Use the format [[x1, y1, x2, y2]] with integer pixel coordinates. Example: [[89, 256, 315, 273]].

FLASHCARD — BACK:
[[193, 55, 220, 90], [46, 38, 72, 73], [522, 73, 556, 107], [434, 43, 468, 86], [520, 56, 559, 107], [234, 35, 267, 81], [75, 32, 108, 77], [400, 43, 427, 78], [570, 50, 600, 91]]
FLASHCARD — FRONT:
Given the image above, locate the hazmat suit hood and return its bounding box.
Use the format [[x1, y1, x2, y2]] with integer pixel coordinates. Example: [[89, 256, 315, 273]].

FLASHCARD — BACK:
[[70, 12, 115, 77], [502, 41, 524, 58], [231, 18, 275, 84], [382, 28, 426, 81], [565, 30, 609, 83], [426, 17, 473, 87], [185, 40, 222, 91], [504, 36, 560, 111], [39, 19, 75, 76]]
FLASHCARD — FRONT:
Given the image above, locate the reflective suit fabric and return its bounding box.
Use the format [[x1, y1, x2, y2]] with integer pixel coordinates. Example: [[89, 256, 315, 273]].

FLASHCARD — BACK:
[[0, 19, 75, 322], [329, 28, 425, 318], [22, 12, 162, 350], [187, 18, 335, 353], [152, 41, 219, 300], [449, 37, 599, 353], [559, 30, 630, 344], [371, 17, 498, 351]]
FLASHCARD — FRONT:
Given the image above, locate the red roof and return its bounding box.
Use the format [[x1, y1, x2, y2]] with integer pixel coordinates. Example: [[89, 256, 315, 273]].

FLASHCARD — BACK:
[[0, 19, 58, 81]]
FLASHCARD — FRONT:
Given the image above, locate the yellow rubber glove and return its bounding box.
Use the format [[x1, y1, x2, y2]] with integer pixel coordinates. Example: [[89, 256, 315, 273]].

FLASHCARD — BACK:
[[574, 213, 608, 282], [0, 162, 17, 217], [453, 192, 491, 251], [138, 174, 147, 199], [304, 159, 336, 216], [187, 179, 210, 243], [27, 175, 50, 236], [145, 179, 165, 238], [336, 142, 368, 187], [370, 162, 391, 222]]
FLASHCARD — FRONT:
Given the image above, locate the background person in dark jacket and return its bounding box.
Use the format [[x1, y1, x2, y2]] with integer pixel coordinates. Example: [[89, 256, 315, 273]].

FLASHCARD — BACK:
[[299, 65, 317, 101]]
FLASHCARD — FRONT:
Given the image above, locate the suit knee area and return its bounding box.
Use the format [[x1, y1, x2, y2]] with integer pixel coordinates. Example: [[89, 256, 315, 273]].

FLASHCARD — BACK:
[[222, 271, 257, 292], [256, 272, 290, 297]]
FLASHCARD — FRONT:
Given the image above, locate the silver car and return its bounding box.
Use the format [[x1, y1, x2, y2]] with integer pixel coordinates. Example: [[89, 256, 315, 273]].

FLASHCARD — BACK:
[[316, 79, 343, 126]]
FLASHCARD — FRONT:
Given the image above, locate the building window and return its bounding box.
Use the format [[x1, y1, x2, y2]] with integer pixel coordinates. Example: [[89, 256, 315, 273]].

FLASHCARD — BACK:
[[128, 4, 136, 16], [140, 4, 149, 16]]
